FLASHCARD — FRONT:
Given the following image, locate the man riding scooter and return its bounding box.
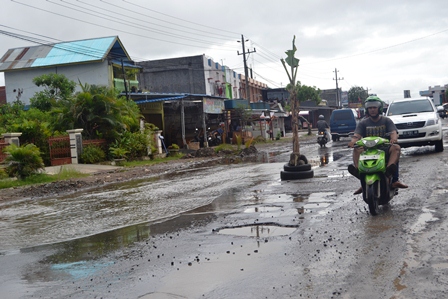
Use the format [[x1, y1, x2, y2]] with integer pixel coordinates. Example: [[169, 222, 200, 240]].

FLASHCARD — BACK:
[[316, 114, 331, 142], [347, 96, 408, 195]]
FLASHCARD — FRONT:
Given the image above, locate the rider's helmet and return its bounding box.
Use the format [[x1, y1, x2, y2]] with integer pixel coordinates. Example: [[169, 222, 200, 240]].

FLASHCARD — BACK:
[[365, 95, 384, 117], [318, 115, 325, 120]]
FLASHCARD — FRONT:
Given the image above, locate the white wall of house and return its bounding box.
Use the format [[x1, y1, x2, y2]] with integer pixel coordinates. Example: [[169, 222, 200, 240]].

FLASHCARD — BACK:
[[203, 56, 241, 99], [5, 60, 110, 105]]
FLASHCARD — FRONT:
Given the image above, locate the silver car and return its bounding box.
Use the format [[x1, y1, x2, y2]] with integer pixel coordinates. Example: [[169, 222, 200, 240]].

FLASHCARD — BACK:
[[386, 97, 444, 152]]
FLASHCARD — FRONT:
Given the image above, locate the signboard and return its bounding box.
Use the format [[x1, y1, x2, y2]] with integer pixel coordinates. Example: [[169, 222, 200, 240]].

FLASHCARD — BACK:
[[203, 98, 224, 114]]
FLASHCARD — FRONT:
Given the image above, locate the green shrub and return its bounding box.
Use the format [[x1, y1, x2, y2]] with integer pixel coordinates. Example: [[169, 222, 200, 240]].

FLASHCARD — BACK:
[[4, 143, 45, 180], [80, 144, 106, 164], [109, 131, 149, 160], [126, 131, 149, 160], [168, 143, 180, 150]]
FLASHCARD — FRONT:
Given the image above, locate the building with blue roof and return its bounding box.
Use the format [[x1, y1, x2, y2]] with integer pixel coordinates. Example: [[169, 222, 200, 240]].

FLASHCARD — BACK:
[[0, 36, 139, 105]]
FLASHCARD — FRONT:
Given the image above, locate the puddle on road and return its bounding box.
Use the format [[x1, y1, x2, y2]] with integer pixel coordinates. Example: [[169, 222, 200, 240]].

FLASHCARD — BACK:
[[220, 149, 290, 164], [243, 205, 297, 218], [303, 203, 331, 209], [263, 193, 296, 203], [50, 260, 114, 280], [243, 206, 282, 213], [308, 192, 336, 202], [216, 224, 297, 237], [409, 207, 439, 234]]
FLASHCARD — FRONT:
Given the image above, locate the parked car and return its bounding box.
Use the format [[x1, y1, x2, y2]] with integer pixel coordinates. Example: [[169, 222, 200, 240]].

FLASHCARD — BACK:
[[386, 97, 444, 152], [329, 109, 357, 141]]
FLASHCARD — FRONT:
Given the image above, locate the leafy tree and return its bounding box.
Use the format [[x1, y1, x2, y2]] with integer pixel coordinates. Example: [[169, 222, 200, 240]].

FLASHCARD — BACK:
[[295, 82, 321, 104], [348, 86, 368, 105], [51, 83, 142, 141], [30, 73, 77, 111]]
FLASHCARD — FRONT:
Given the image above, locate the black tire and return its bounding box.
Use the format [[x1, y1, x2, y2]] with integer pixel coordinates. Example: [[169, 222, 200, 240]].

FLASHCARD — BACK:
[[435, 139, 444, 152], [283, 163, 312, 172], [367, 181, 380, 216], [332, 136, 337, 142], [280, 169, 314, 180]]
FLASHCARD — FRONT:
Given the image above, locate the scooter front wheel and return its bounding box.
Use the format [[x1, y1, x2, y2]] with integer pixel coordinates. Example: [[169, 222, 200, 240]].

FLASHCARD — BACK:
[[367, 181, 380, 216]]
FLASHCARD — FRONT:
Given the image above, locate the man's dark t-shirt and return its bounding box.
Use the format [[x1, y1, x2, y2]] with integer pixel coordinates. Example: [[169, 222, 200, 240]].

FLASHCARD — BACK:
[[317, 120, 329, 132], [354, 116, 397, 138]]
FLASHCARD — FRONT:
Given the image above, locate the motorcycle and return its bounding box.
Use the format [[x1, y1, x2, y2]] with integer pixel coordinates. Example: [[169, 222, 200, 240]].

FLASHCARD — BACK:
[[317, 131, 328, 147], [207, 130, 222, 147], [353, 136, 397, 216]]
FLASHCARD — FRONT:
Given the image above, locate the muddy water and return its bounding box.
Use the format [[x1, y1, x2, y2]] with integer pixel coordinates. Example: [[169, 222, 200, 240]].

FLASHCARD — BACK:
[[0, 141, 331, 254], [0, 163, 254, 252]]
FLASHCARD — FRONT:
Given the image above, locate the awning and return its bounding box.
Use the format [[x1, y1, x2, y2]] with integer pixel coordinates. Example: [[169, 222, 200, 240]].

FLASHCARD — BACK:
[[134, 95, 187, 104]]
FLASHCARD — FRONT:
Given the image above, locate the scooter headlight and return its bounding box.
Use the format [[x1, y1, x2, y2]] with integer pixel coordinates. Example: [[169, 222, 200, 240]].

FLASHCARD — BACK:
[[363, 138, 379, 148]]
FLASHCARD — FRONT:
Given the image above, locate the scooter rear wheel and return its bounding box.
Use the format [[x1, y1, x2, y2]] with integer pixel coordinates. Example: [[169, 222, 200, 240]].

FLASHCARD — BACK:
[[367, 181, 380, 216]]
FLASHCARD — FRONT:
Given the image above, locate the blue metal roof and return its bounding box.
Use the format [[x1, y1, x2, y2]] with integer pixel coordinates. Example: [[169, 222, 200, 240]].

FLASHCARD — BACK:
[[134, 95, 187, 104], [0, 36, 130, 71], [126, 92, 225, 104], [32, 37, 115, 67]]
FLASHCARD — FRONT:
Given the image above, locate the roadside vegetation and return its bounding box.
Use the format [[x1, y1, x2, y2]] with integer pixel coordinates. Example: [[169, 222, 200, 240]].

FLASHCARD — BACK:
[[0, 167, 88, 189], [0, 74, 161, 183], [0, 73, 314, 189]]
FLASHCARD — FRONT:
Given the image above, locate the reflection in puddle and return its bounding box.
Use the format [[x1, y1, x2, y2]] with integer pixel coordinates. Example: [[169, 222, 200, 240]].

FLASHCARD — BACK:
[[263, 194, 295, 203], [304, 203, 331, 209], [293, 195, 307, 202], [244, 206, 282, 213], [217, 225, 297, 237], [50, 261, 114, 280], [244, 206, 298, 218], [308, 192, 335, 202], [221, 150, 290, 164]]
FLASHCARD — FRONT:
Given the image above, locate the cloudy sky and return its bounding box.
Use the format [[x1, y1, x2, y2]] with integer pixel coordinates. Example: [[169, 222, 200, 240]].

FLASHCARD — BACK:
[[1, 0, 448, 103]]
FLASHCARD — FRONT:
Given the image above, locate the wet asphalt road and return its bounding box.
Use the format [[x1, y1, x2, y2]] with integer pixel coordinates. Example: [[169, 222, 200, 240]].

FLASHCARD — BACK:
[[1, 122, 448, 299]]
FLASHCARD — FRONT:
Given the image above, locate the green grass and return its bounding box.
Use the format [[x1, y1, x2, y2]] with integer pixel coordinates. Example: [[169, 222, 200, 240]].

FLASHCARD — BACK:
[[0, 167, 89, 189]]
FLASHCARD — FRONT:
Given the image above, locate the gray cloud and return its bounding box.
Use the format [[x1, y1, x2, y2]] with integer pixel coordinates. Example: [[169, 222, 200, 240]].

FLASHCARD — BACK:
[[1, 0, 448, 103]]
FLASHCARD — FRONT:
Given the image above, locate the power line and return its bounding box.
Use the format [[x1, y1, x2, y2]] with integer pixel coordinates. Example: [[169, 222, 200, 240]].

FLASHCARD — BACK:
[[302, 27, 448, 66], [10, 0, 238, 52], [120, 0, 241, 36], [45, 0, 239, 49]]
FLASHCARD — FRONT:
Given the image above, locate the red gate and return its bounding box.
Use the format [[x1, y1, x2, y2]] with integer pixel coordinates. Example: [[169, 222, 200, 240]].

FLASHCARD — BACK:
[[48, 136, 71, 166]]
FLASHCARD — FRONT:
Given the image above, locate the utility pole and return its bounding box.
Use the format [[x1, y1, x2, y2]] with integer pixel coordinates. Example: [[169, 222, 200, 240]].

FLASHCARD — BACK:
[[333, 68, 344, 108], [238, 35, 256, 102]]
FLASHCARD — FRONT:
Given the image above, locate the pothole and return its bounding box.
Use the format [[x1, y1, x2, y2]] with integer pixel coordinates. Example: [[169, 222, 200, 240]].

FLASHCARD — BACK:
[[243, 206, 282, 213], [215, 223, 298, 237]]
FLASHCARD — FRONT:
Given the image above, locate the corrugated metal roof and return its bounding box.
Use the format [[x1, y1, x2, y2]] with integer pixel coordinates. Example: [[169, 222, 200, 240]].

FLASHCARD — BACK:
[[126, 92, 225, 104], [134, 95, 187, 104], [0, 36, 129, 72]]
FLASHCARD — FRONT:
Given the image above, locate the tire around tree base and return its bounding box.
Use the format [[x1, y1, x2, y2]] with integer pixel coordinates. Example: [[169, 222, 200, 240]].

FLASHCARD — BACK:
[[280, 169, 314, 180], [283, 163, 312, 172]]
